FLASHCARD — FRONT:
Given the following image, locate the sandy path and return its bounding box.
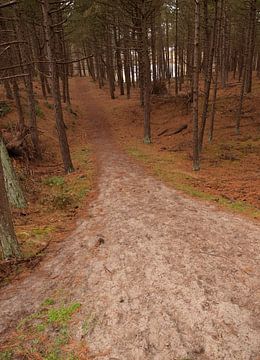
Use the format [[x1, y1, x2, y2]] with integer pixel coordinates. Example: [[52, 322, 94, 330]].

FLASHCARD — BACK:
[[0, 79, 260, 360]]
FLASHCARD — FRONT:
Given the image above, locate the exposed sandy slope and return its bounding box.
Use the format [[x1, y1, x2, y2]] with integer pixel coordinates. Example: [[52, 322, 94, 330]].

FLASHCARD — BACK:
[[0, 79, 260, 359]]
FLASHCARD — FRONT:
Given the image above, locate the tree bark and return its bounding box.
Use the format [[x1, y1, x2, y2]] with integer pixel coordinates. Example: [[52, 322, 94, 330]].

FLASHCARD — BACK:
[[192, 0, 200, 171], [41, 0, 74, 174], [0, 149, 21, 260], [0, 136, 26, 209]]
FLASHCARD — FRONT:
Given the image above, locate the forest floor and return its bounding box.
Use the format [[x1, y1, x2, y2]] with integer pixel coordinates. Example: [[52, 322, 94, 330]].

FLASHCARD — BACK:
[[0, 84, 96, 285], [102, 79, 260, 219], [0, 78, 260, 360]]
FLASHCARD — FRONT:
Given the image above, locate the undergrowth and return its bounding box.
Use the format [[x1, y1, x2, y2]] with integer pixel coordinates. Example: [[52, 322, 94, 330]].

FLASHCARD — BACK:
[[0, 299, 87, 359], [127, 145, 260, 219], [0, 101, 11, 117]]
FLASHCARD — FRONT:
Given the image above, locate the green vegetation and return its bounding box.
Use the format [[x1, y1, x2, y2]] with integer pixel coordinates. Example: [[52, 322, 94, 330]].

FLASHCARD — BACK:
[[47, 303, 81, 324], [1, 300, 84, 359], [42, 147, 93, 210], [43, 176, 65, 187], [0, 101, 11, 117], [81, 313, 97, 336], [17, 226, 55, 245], [45, 101, 54, 110], [0, 351, 13, 360], [127, 145, 260, 219], [35, 103, 45, 118]]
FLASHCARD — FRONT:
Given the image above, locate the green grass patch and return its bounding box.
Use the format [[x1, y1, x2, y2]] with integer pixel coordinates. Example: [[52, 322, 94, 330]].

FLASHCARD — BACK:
[[126, 145, 260, 219], [7, 300, 83, 359], [43, 176, 65, 187], [17, 226, 55, 241], [47, 303, 81, 325]]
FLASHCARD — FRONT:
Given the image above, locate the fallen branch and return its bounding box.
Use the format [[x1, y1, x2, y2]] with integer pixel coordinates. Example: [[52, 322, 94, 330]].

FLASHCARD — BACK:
[[0, 73, 29, 81], [57, 54, 94, 65], [165, 124, 188, 136], [0, 0, 17, 9], [158, 128, 169, 137]]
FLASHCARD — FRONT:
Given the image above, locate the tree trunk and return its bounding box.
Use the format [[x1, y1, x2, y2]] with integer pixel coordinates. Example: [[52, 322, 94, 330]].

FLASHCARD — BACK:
[[175, 0, 179, 95], [41, 0, 74, 174], [209, 0, 223, 143], [12, 79, 25, 131], [0, 152, 21, 260], [193, 0, 200, 171], [0, 136, 26, 209], [142, 16, 151, 144], [199, 0, 218, 151]]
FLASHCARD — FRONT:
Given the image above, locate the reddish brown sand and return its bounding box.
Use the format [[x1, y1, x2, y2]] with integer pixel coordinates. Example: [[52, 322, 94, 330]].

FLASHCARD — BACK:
[[0, 79, 260, 359]]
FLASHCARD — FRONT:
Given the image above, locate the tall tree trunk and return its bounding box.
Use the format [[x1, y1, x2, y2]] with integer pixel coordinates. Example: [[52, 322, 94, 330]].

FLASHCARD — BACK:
[[114, 24, 124, 96], [0, 136, 26, 209], [11, 79, 25, 131], [141, 8, 151, 143], [236, 2, 253, 134], [209, 0, 223, 143], [245, 0, 256, 94], [175, 0, 179, 95], [193, 0, 200, 171], [199, 0, 218, 151], [123, 26, 131, 99], [0, 151, 21, 260], [151, 13, 157, 85], [14, 14, 41, 159], [41, 0, 74, 174]]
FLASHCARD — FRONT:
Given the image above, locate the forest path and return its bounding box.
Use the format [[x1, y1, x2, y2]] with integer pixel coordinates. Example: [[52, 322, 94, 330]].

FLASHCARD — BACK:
[[0, 79, 260, 359]]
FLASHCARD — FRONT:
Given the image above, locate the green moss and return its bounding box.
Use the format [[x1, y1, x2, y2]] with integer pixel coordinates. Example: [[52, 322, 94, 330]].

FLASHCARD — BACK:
[[43, 176, 65, 187]]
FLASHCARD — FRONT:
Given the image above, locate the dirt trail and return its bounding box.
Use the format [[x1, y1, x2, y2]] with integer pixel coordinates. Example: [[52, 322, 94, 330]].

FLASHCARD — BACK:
[[0, 79, 260, 359]]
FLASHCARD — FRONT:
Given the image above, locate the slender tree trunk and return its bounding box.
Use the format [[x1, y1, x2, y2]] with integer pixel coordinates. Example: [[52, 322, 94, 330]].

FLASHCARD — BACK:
[[209, 0, 223, 143], [141, 7, 151, 143], [193, 0, 200, 171], [3, 80, 13, 100], [123, 26, 131, 99], [245, 0, 256, 94], [199, 0, 218, 151], [175, 0, 179, 95], [41, 0, 74, 173], [114, 24, 124, 96], [151, 13, 157, 85], [12, 79, 25, 130], [14, 14, 41, 159], [236, 3, 253, 134]]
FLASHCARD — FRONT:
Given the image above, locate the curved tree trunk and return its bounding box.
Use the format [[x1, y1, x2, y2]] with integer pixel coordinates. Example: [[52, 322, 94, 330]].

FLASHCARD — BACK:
[[0, 136, 26, 209]]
